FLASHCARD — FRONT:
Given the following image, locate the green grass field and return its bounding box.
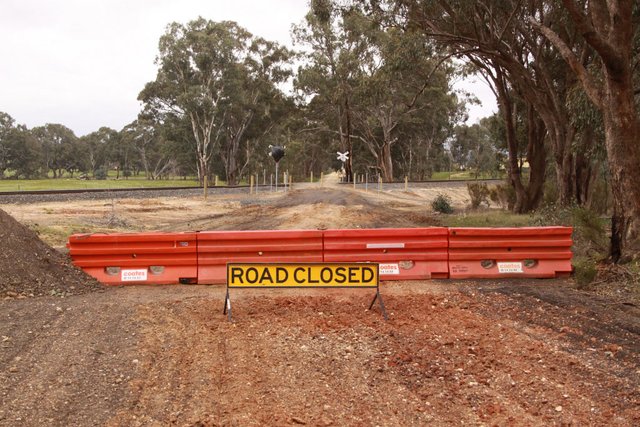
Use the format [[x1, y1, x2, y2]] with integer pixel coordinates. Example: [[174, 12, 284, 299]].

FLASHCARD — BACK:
[[430, 171, 505, 180], [0, 177, 200, 192]]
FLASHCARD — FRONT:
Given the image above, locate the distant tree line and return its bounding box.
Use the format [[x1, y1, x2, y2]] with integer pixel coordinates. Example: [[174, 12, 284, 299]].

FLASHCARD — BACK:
[[1, 0, 638, 260]]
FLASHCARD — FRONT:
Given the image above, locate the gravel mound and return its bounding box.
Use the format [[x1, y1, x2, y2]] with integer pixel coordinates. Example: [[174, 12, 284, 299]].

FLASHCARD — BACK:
[[0, 208, 103, 297]]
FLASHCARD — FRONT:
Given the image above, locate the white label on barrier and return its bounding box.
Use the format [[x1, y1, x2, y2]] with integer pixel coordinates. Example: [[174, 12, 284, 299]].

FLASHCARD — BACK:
[[122, 269, 148, 282], [379, 263, 400, 275], [497, 262, 523, 274], [366, 243, 405, 249]]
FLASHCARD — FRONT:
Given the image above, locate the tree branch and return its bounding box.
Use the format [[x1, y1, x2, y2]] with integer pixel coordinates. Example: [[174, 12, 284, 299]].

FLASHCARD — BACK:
[[528, 17, 603, 109], [560, 0, 623, 72]]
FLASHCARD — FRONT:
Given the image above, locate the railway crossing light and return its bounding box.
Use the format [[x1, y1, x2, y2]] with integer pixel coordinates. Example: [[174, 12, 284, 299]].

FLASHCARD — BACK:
[[269, 145, 286, 191]]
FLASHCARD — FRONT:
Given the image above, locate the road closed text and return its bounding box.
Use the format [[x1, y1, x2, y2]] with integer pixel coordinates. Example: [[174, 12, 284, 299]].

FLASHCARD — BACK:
[[227, 263, 378, 288]]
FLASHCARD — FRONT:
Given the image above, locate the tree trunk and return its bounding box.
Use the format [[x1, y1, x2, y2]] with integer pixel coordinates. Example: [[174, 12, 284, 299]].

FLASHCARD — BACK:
[[379, 143, 394, 183], [524, 105, 546, 210], [344, 96, 353, 182], [574, 127, 596, 206], [197, 158, 208, 187], [555, 149, 574, 206], [495, 70, 534, 213], [532, 0, 640, 261], [603, 77, 640, 260]]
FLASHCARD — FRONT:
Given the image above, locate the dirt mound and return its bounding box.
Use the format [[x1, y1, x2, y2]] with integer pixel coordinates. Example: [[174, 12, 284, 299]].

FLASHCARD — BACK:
[[0, 208, 102, 297]]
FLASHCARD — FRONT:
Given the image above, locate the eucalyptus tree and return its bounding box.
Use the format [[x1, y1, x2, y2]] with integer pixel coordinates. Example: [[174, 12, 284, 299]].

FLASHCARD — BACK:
[[218, 37, 293, 185], [392, 0, 583, 207], [392, 89, 462, 180], [0, 112, 15, 177], [140, 18, 292, 185], [530, 0, 640, 260], [31, 124, 79, 178], [350, 19, 461, 182], [450, 123, 499, 177], [79, 127, 118, 177], [3, 126, 42, 178], [120, 119, 176, 180], [293, 0, 367, 182], [296, 1, 461, 182]]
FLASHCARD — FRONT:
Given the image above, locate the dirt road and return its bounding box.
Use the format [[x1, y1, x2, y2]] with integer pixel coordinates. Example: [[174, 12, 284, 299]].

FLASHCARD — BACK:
[[1, 179, 639, 426]]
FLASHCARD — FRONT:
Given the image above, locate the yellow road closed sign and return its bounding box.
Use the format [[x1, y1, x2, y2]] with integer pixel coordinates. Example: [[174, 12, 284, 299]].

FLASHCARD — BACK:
[[226, 263, 379, 288]]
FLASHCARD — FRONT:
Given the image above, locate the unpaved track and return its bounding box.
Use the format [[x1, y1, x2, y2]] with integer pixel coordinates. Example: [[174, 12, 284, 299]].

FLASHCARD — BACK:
[[1, 179, 639, 426]]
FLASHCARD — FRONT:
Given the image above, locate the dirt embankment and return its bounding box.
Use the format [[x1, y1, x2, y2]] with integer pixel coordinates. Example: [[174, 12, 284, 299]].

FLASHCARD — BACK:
[[0, 209, 101, 298]]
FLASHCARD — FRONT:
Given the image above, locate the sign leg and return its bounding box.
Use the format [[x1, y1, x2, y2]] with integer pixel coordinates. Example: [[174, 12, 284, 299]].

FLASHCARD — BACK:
[[223, 288, 233, 322], [369, 290, 388, 321]]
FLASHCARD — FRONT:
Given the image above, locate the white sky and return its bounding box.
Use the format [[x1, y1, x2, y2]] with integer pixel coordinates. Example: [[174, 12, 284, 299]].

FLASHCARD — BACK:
[[0, 0, 496, 137]]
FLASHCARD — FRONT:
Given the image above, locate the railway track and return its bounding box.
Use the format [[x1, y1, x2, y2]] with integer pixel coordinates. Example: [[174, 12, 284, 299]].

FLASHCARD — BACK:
[[0, 178, 503, 197]]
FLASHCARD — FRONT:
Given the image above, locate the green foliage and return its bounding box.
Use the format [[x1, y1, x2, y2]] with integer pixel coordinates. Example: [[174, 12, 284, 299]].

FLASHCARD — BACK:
[[531, 204, 608, 285], [450, 122, 500, 177], [4, 127, 42, 178], [573, 257, 598, 288], [139, 18, 293, 185], [431, 194, 453, 214], [294, 3, 463, 182], [94, 168, 108, 180], [467, 182, 490, 209], [31, 124, 80, 178]]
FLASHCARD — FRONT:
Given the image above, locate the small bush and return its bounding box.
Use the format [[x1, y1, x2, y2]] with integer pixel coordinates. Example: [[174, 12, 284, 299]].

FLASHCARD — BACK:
[[574, 257, 598, 288], [467, 182, 490, 209], [542, 179, 559, 207], [489, 184, 514, 210], [94, 168, 108, 180], [432, 194, 454, 214]]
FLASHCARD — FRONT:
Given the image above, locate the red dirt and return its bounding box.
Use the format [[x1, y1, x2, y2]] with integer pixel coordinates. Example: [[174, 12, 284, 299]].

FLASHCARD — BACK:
[[0, 184, 639, 426]]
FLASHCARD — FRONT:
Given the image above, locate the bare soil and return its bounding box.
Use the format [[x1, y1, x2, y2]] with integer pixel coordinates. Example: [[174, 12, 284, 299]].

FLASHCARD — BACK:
[[0, 209, 101, 297], [1, 177, 638, 426]]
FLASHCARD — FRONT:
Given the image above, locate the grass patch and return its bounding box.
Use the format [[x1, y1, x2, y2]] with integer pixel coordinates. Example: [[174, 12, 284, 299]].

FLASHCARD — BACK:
[[28, 224, 86, 247], [441, 210, 532, 227], [0, 178, 200, 192], [431, 171, 505, 180]]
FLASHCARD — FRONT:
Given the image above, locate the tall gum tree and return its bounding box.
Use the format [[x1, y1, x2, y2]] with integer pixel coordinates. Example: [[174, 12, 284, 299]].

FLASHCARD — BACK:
[[293, 0, 365, 182], [396, 0, 587, 206], [139, 19, 243, 184], [140, 19, 291, 185], [530, 0, 640, 261]]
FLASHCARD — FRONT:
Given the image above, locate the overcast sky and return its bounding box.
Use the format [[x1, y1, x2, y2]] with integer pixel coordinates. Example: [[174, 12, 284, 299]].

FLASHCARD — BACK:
[[0, 0, 496, 137]]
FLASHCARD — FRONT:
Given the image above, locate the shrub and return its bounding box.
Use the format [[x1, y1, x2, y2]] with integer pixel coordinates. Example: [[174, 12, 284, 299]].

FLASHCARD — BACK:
[[94, 168, 108, 180], [467, 182, 490, 209], [489, 184, 515, 210], [432, 194, 454, 214], [573, 257, 598, 288]]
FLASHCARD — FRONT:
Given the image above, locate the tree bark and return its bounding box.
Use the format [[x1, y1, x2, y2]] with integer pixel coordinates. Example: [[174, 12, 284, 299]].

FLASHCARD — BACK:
[[533, 0, 640, 260], [493, 67, 546, 213]]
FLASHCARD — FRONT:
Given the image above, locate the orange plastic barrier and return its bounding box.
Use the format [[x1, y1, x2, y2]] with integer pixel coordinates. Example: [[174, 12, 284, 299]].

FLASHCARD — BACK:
[[197, 230, 324, 284], [67, 232, 198, 285], [67, 227, 574, 285], [323, 228, 449, 280], [448, 227, 573, 279]]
